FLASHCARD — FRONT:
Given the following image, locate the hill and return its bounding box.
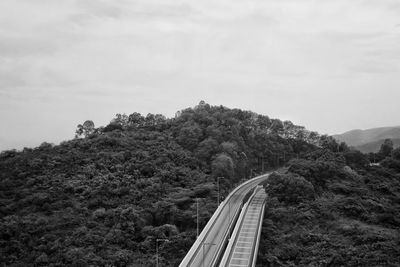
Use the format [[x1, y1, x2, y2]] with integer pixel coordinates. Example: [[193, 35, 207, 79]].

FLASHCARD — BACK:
[[0, 103, 322, 266], [333, 126, 400, 152], [257, 149, 400, 266], [1, 102, 399, 266], [355, 138, 400, 153]]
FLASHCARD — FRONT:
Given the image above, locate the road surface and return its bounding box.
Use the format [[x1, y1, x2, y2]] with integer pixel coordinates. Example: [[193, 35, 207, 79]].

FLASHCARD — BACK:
[[219, 186, 267, 267], [179, 174, 269, 267]]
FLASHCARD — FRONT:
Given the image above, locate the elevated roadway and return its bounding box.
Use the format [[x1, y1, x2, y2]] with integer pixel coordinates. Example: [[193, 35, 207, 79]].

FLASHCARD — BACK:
[[179, 174, 269, 267], [219, 186, 267, 267]]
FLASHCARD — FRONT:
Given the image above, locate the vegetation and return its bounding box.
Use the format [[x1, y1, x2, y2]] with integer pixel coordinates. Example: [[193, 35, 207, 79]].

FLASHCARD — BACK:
[[333, 126, 400, 153], [257, 146, 400, 266], [0, 102, 323, 266], [3, 102, 398, 266]]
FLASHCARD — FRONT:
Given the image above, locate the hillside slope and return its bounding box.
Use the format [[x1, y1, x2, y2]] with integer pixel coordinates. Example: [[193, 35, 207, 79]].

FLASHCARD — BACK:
[[0, 103, 320, 266], [334, 126, 400, 152], [3, 103, 397, 267], [355, 138, 400, 153], [257, 149, 400, 266]]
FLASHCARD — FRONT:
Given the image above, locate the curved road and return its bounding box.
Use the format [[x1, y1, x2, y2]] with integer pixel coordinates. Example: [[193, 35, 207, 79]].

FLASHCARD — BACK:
[[179, 174, 270, 267]]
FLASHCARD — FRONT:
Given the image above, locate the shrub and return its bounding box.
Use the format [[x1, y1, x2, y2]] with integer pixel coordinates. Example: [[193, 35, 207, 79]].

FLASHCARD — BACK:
[[380, 158, 400, 172], [265, 172, 315, 204]]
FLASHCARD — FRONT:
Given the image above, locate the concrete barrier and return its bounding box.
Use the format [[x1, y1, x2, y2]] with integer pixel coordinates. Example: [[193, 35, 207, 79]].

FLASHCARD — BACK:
[[251, 196, 266, 267], [218, 188, 259, 266], [179, 173, 270, 267], [218, 186, 267, 267]]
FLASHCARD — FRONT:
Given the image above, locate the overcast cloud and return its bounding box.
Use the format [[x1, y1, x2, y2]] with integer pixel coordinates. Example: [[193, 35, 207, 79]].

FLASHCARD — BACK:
[[1, 0, 400, 151]]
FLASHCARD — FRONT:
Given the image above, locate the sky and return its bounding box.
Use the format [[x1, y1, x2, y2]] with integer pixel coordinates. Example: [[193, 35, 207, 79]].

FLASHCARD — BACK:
[[1, 0, 400, 151]]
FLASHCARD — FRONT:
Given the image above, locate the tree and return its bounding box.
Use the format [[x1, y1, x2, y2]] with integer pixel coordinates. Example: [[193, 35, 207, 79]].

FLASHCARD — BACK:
[[338, 142, 350, 152], [195, 137, 219, 162], [144, 113, 156, 127], [211, 153, 234, 179], [177, 122, 203, 150], [112, 114, 129, 129], [103, 122, 123, 132], [75, 120, 95, 138], [256, 115, 272, 129], [319, 135, 340, 152], [344, 150, 369, 168], [195, 100, 207, 109], [379, 139, 394, 158], [267, 119, 284, 135], [393, 147, 400, 160], [305, 131, 320, 145], [127, 112, 145, 128], [264, 172, 315, 204]]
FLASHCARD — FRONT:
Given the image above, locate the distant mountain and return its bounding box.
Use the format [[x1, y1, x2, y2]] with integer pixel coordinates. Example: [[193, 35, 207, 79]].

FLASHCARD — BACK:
[[355, 138, 400, 153], [333, 126, 400, 153]]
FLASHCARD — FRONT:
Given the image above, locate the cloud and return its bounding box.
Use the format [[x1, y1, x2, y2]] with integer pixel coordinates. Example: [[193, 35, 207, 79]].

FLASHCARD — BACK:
[[76, 0, 125, 18], [1, 0, 400, 150], [349, 60, 398, 74]]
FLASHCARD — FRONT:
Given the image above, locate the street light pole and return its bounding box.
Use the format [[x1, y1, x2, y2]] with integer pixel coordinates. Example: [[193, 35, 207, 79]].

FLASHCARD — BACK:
[[217, 177, 221, 206], [262, 156, 265, 173], [228, 201, 231, 222], [202, 242, 216, 267], [196, 198, 199, 237], [156, 239, 169, 267]]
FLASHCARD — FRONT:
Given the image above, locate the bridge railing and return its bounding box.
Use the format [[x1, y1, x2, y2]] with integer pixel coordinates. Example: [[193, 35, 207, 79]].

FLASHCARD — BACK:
[[218, 186, 267, 267], [179, 174, 269, 267]]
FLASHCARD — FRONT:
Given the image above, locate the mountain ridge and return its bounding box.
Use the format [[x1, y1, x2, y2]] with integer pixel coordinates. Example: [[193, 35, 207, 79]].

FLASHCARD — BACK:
[[333, 126, 400, 152]]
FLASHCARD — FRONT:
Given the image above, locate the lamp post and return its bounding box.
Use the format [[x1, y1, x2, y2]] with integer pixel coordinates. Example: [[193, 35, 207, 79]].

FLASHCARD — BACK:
[[228, 200, 231, 222], [202, 242, 216, 267], [217, 177, 222, 206], [261, 156, 265, 173], [196, 198, 199, 237], [156, 238, 169, 267]]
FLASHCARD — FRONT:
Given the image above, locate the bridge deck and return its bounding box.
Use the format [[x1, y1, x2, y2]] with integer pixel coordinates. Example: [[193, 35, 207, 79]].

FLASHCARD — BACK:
[[221, 186, 267, 267], [179, 174, 270, 267]]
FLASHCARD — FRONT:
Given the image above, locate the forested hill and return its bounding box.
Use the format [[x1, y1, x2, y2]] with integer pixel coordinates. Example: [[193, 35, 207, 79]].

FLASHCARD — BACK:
[[0, 102, 347, 266], [334, 126, 400, 153], [258, 149, 400, 266]]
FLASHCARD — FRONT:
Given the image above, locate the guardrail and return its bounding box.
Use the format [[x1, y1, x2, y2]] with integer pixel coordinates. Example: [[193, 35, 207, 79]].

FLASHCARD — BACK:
[[218, 186, 267, 267], [179, 174, 270, 267], [208, 197, 245, 267], [251, 194, 266, 267], [218, 189, 257, 266]]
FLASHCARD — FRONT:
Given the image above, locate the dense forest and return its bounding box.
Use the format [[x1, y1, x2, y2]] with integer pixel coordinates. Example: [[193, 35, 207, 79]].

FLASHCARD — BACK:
[[258, 143, 400, 266], [1, 102, 399, 266]]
